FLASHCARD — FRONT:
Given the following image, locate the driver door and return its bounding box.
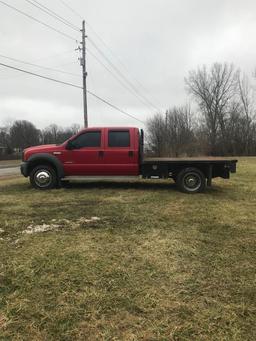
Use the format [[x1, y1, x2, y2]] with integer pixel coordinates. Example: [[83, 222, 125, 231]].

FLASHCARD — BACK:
[[64, 129, 104, 175]]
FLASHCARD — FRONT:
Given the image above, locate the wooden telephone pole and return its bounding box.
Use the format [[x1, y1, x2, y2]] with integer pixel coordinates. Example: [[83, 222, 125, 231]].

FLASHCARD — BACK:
[[80, 20, 88, 127]]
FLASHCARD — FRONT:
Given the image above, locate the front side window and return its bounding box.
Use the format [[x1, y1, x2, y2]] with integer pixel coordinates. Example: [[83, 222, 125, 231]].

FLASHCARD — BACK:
[[72, 131, 101, 148], [108, 131, 130, 147]]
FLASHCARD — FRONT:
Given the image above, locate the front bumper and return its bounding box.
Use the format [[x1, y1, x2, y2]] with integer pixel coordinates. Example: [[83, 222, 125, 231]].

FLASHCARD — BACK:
[[20, 162, 29, 177]]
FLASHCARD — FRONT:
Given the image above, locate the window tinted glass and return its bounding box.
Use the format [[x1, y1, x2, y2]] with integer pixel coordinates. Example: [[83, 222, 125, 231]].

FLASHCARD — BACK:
[[108, 131, 130, 147], [72, 131, 101, 148]]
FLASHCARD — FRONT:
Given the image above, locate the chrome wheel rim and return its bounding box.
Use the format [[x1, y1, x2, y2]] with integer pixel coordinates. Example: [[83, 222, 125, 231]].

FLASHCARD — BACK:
[[183, 173, 201, 192], [34, 170, 52, 188]]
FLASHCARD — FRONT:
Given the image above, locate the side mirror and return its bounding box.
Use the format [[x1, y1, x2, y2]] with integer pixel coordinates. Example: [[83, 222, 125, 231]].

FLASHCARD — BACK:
[[66, 140, 75, 150]]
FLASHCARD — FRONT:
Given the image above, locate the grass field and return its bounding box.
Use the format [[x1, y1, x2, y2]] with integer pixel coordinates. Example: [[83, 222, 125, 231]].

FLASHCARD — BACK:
[[0, 158, 255, 341]]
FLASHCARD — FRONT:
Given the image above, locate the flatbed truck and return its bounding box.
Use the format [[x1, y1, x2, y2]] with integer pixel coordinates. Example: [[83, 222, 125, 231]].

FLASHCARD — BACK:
[[21, 127, 237, 193]]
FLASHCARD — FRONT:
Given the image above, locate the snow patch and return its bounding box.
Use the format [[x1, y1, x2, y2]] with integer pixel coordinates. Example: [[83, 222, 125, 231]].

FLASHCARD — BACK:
[[77, 216, 101, 223], [22, 224, 60, 234], [22, 217, 101, 234]]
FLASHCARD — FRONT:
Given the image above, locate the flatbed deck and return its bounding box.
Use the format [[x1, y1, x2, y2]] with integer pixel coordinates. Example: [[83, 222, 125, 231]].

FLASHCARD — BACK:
[[143, 157, 238, 163], [141, 158, 237, 185]]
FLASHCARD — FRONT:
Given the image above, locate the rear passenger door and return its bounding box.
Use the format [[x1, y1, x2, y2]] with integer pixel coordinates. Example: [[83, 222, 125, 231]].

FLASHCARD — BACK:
[[103, 128, 139, 175]]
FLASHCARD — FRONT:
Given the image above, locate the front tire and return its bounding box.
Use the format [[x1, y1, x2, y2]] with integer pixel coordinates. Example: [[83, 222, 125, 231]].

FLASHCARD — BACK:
[[30, 165, 57, 190], [176, 167, 206, 193]]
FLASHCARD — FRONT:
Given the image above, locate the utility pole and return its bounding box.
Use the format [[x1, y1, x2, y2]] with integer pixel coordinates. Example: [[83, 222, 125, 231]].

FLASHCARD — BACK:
[[80, 20, 88, 127]]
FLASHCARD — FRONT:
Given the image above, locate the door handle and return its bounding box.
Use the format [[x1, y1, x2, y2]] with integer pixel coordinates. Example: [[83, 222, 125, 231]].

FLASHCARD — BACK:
[[128, 151, 134, 157], [98, 151, 104, 158]]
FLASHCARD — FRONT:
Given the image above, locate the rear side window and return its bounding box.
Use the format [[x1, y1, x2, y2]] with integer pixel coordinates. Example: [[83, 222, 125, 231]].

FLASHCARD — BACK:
[[72, 131, 101, 148], [108, 131, 130, 147]]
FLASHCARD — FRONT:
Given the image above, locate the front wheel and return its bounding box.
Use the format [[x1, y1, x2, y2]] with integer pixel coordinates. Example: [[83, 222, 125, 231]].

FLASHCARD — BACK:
[[30, 165, 57, 190], [176, 167, 206, 193]]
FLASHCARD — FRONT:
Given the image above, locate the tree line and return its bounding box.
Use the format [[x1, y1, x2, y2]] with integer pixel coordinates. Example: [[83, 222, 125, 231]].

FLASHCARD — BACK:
[[1, 62, 256, 158], [146, 62, 256, 156], [0, 121, 80, 157]]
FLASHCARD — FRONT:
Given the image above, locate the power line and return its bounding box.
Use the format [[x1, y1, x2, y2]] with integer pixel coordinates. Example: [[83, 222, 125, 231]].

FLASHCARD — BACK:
[[0, 62, 144, 124], [0, 53, 80, 77], [87, 90, 145, 124], [58, 0, 83, 20], [88, 38, 160, 112], [0, 52, 78, 81], [0, 0, 151, 123], [56, 0, 162, 111], [28, 0, 80, 30], [83, 20, 161, 109], [0, 0, 78, 41], [96, 44, 162, 110], [0, 62, 82, 89], [23, 0, 80, 32], [87, 48, 156, 110]]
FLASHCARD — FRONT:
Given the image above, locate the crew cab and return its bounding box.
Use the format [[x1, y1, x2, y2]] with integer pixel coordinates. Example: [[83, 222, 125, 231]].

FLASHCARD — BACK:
[[21, 127, 237, 193]]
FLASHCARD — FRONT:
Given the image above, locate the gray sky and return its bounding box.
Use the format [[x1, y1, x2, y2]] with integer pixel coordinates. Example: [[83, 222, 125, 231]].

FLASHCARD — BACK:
[[1, 0, 256, 129]]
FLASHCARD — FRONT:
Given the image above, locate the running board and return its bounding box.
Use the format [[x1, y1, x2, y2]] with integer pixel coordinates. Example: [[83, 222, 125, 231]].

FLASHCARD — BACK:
[[62, 176, 140, 182]]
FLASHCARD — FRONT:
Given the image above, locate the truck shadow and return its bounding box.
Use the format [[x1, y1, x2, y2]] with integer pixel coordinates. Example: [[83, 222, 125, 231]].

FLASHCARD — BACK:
[[61, 181, 225, 196], [62, 180, 177, 192]]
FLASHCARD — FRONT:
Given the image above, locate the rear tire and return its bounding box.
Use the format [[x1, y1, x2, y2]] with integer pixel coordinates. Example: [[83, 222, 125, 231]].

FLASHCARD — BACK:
[[30, 165, 57, 190], [176, 167, 206, 193]]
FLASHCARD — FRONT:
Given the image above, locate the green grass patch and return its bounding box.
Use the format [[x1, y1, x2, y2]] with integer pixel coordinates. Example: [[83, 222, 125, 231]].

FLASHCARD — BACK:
[[0, 158, 255, 340]]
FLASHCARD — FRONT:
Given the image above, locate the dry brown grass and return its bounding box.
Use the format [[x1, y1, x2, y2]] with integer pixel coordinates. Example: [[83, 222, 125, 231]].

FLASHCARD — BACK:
[[0, 157, 255, 340]]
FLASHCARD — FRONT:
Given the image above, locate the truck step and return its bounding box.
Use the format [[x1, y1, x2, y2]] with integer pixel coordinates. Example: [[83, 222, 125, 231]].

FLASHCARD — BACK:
[[62, 176, 140, 182]]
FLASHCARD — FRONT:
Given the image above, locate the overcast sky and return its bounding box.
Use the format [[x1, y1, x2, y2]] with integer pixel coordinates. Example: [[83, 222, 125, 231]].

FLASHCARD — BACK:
[[1, 0, 256, 129]]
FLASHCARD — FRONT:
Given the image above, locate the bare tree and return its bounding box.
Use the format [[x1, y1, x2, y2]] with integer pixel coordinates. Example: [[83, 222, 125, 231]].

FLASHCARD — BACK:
[[10, 120, 40, 150], [42, 124, 60, 144], [70, 124, 81, 135], [146, 113, 166, 156], [237, 74, 255, 154], [0, 126, 12, 155], [146, 106, 196, 157], [185, 63, 239, 155], [42, 123, 81, 145], [0, 121, 81, 157], [165, 106, 195, 156]]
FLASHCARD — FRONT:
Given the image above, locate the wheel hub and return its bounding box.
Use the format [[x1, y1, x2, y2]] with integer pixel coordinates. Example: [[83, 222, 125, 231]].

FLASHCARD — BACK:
[[35, 170, 51, 187], [184, 173, 201, 191], [186, 176, 197, 187]]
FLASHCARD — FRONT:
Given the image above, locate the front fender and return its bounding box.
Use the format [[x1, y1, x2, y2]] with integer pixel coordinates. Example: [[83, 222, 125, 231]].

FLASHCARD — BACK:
[[26, 153, 65, 179], [20, 162, 29, 177]]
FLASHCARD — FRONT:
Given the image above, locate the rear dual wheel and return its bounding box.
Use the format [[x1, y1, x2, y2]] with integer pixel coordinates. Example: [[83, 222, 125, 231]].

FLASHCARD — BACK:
[[176, 167, 206, 193]]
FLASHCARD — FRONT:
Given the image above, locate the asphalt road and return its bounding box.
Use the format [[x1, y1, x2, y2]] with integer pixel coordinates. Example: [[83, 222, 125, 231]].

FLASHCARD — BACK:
[[0, 167, 20, 177]]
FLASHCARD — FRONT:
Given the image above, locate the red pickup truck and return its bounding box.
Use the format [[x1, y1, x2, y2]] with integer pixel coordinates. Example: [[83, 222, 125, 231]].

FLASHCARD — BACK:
[[21, 127, 237, 193]]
